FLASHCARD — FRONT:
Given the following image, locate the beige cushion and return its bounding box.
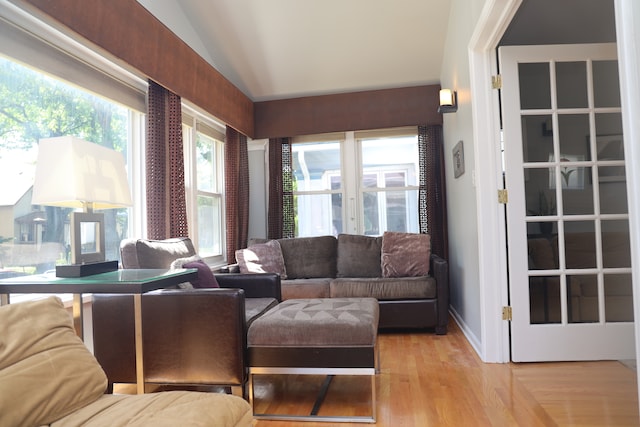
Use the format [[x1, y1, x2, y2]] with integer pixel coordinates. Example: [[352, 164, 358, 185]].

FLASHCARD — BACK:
[[236, 240, 287, 278], [51, 391, 253, 427], [381, 231, 431, 278], [336, 233, 382, 278], [0, 297, 107, 427]]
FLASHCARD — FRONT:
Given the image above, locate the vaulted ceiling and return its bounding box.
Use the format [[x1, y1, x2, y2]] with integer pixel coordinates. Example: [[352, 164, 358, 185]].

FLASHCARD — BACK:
[[136, 0, 452, 102]]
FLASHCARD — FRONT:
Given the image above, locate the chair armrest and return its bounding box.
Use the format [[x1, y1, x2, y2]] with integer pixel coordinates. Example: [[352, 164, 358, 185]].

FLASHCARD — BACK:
[[92, 288, 247, 390], [215, 272, 282, 301], [430, 253, 449, 334]]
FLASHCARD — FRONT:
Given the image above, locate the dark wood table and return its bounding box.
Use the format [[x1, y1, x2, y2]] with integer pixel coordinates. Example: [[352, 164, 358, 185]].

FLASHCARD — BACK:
[[0, 268, 197, 394]]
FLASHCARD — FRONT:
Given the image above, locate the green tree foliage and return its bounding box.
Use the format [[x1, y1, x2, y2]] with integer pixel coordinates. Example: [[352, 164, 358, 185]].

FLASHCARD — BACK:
[[0, 57, 130, 260]]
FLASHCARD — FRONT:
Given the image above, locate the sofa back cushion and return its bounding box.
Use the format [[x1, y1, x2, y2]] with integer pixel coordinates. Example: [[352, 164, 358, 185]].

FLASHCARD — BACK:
[[0, 297, 107, 427], [381, 231, 431, 278], [236, 240, 288, 279], [336, 234, 382, 278], [121, 237, 197, 269], [278, 236, 338, 279]]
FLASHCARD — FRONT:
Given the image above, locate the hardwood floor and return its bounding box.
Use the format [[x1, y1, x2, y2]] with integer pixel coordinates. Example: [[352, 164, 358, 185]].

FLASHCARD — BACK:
[[252, 318, 640, 426]]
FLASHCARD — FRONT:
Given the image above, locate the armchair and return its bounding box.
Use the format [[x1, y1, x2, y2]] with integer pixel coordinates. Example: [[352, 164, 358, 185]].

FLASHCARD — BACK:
[[92, 238, 281, 397]]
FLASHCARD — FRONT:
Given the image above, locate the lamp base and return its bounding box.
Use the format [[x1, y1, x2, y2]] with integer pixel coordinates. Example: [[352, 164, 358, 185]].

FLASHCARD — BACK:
[[55, 260, 119, 278]]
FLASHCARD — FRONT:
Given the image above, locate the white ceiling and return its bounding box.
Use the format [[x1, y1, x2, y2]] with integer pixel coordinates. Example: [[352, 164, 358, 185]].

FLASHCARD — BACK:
[[137, 0, 452, 102]]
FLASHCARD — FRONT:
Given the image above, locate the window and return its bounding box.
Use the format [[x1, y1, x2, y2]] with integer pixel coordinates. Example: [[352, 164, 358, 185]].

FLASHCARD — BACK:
[[292, 128, 419, 237], [182, 106, 225, 264], [0, 6, 145, 277]]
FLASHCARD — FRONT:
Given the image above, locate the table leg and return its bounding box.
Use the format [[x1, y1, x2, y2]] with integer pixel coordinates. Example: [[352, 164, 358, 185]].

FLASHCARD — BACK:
[[72, 294, 83, 339], [134, 294, 145, 394]]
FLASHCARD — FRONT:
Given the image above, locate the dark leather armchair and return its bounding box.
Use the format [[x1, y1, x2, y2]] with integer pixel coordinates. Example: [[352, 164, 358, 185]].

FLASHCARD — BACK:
[[91, 238, 281, 397]]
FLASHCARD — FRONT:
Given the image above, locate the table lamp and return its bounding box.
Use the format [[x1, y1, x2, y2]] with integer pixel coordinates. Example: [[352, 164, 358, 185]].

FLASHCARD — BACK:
[[32, 136, 132, 277]]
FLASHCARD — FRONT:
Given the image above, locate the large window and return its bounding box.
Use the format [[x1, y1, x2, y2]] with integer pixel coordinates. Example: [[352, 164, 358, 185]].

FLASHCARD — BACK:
[[182, 107, 225, 263], [292, 128, 419, 237], [0, 7, 145, 277]]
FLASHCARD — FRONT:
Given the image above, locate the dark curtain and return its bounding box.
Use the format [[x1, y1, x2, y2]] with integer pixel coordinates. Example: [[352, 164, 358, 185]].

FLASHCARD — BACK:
[[419, 125, 449, 261], [268, 138, 294, 239], [225, 127, 250, 263], [146, 80, 188, 239]]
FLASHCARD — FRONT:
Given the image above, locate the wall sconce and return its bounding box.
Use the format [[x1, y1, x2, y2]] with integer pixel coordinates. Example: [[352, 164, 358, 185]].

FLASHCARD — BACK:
[[32, 136, 132, 277], [438, 89, 458, 113]]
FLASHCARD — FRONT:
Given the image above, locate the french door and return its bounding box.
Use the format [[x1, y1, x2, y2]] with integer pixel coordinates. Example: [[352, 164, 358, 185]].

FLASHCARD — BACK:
[[500, 44, 635, 361]]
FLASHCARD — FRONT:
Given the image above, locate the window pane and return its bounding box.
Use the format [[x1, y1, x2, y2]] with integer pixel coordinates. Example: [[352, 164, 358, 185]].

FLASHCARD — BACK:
[[362, 189, 418, 235], [294, 193, 341, 237], [0, 57, 132, 274], [293, 142, 341, 191], [197, 195, 222, 257], [197, 133, 215, 192]]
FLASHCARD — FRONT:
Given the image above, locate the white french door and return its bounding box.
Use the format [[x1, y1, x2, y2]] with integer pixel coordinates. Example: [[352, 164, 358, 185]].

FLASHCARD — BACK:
[[501, 43, 635, 361]]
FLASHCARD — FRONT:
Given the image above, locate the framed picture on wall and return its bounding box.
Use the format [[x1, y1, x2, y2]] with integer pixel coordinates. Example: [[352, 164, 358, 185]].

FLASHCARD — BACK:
[[452, 140, 464, 178]]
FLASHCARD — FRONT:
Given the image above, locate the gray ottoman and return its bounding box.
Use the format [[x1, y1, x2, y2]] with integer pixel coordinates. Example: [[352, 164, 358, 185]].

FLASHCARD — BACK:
[[247, 298, 379, 423]]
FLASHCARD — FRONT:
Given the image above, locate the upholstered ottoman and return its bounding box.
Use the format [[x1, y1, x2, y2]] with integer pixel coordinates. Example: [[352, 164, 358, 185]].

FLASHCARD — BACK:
[[247, 297, 379, 423]]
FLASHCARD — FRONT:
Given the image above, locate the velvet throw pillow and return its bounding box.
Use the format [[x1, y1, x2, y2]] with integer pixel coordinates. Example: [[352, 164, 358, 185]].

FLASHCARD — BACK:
[[170, 255, 219, 288], [381, 231, 431, 278], [236, 240, 288, 279]]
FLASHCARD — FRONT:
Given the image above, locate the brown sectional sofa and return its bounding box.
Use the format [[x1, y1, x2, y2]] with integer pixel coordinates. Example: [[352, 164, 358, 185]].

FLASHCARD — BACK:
[[237, 232, 449, 334]]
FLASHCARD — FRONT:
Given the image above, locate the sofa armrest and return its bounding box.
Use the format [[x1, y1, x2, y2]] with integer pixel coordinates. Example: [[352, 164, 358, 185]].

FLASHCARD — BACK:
[[92, 288, 247, 391], [430, 253, 449, 334], [215, 272, 282, 301]]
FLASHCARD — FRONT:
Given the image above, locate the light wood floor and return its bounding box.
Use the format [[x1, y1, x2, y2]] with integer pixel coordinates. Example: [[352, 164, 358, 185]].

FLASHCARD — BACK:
[[251, 318, 640, 426]]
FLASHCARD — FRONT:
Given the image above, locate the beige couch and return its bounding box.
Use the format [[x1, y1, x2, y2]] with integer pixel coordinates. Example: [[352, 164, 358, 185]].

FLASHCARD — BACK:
[[0, 297, 253, 427], [235, 232, 449, 334]]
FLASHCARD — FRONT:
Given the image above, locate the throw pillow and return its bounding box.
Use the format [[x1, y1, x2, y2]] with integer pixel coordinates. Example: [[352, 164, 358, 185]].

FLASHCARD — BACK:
[[135, 238, 196, 268], [336, 234, 382, 278], [170, 255, 219, 288], [381, 231, 431, 278], [236, 240, 287, 279], [0, 297, 107, 427]]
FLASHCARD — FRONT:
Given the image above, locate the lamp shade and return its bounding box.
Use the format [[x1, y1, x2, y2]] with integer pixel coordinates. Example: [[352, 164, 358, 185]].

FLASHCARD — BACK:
[[32, 136, 132, 210]]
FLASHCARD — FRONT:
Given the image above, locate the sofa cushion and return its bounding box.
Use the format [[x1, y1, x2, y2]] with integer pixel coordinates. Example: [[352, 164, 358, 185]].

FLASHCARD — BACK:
[[133, 238, 197, 269], [50, 391, 252, 427], [236, 240, 287, 279], [330, 277, 437, 300], [170, 255, 219, 288], [336, 234, 382, 278], [278, 236, 337, 279], [381, 232, 431, 278], [280, 278, 332, 300], [0, 297, 107, 427]]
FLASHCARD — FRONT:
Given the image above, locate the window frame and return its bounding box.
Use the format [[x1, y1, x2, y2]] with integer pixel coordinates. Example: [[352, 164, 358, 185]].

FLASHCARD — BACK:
[[182, 104, 226, 266]]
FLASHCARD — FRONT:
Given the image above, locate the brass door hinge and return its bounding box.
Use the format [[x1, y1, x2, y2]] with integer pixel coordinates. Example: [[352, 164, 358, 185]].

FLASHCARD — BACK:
[[492, 75, 502, 90], [498, 189, 508, 204], [502, 306, 512, 321]]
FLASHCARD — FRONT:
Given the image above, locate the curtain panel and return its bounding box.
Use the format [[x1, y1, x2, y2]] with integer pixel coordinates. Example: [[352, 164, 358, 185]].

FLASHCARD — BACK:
[[146, 80, 188, 239], [419, 125, 449, 261], [225, 127, 250, 264], [267, 138, 294, 239]]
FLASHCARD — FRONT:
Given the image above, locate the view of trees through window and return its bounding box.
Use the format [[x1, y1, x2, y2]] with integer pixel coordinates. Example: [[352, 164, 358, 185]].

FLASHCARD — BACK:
[[0, 56, 133, 277]]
